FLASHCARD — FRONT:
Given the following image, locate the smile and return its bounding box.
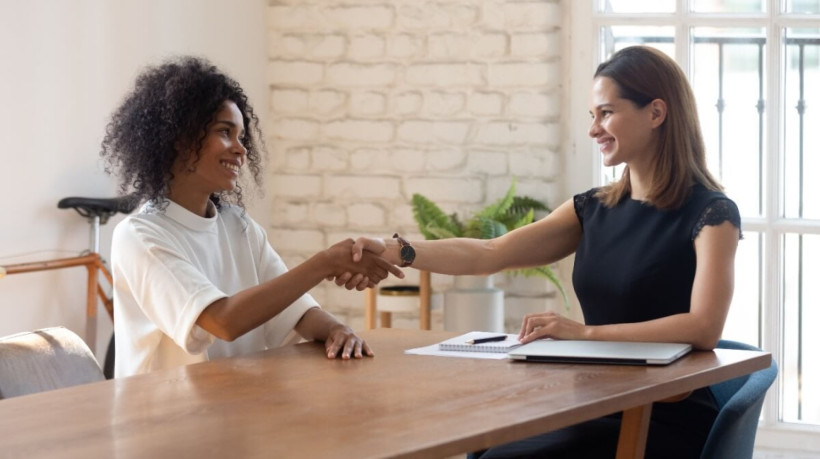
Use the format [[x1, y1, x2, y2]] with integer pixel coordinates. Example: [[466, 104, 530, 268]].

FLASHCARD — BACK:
[[221, 161, 240, 173]]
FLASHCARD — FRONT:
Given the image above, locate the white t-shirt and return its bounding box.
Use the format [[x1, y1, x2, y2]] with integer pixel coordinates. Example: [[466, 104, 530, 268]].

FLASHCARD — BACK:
[[112, 199, 318, 377]]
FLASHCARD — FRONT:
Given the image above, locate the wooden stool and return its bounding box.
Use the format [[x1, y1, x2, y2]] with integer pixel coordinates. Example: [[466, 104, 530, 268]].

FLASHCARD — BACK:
[[365, 270, 431, 330]]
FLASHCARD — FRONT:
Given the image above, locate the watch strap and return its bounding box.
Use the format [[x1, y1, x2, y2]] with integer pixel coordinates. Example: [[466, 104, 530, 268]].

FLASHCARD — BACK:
[[392, 233, 414, 267]]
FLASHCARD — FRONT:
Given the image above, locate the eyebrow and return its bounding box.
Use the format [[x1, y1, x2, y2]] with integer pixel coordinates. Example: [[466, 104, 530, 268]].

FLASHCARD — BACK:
[[213, 120, 246, 135], [589, 103, 615, 115]]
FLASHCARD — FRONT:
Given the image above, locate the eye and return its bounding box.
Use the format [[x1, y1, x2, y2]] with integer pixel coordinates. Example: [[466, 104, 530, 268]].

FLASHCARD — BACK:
[[602, 110, 613, 117]]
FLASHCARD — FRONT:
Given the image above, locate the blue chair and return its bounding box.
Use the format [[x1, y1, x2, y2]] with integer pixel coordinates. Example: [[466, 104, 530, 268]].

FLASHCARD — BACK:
[[700, 339, 778, 459]]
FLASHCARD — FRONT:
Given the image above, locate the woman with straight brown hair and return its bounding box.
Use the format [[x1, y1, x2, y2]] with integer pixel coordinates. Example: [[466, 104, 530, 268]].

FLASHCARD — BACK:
[[347, 46, 742, 457]]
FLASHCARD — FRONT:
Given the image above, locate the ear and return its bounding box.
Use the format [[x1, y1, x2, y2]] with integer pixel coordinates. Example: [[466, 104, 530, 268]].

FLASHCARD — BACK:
[[648, 99, 667, 128], [174, 138, 189, 155], [172, 140, 196, 173]]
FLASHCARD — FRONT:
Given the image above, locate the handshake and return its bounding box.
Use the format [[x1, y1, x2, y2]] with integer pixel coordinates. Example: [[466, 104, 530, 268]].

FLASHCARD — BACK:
[[322, 235, 408, 291]]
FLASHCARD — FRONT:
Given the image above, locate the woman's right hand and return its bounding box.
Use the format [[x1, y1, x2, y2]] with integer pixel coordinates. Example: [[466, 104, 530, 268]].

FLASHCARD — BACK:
[[325, 237, 397, 290], [351, 237, 392, 263], [323, 238, 403, 290], [518, 311, 590, 343]]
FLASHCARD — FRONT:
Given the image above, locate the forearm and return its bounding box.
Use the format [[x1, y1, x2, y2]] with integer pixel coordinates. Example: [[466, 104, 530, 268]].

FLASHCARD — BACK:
[[196, 252, 331, 341], [585, 312, 724, 350], [380, 199, 581, 276], [389, 237, 507, 275]]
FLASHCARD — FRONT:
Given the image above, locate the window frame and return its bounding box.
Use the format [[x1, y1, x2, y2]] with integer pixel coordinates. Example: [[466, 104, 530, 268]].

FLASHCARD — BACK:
[[566, 0, 820, 451]]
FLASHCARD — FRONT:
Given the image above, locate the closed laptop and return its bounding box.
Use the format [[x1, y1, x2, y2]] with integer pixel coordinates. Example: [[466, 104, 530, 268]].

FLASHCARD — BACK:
[[507, 340, 692, 365]]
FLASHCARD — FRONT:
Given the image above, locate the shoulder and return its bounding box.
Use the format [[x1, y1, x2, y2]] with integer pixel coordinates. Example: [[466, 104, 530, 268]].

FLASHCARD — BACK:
[[217, 203, 250, 223], [112, 208, 181, 256], [216, 204, 268, 243], [688, 185, 742, 240], [113, 205, 164, 239], [217, 204, 260, 230], [573, 187, 603, 219]]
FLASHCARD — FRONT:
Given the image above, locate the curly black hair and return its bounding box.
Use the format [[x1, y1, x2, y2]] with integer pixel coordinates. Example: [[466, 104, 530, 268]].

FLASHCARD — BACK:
[[100, 56, 264, 211]]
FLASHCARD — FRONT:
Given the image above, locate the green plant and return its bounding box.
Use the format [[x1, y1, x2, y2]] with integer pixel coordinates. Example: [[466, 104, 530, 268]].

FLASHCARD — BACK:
[[411, 179, 569, 310]]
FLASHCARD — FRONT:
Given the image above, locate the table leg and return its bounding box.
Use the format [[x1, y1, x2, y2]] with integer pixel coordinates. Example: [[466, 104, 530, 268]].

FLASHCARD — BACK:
[[615, 403, 652, 459], [379, 311, 392, 328], [419, 270, 431, 330], [365, 288, 377, 329]]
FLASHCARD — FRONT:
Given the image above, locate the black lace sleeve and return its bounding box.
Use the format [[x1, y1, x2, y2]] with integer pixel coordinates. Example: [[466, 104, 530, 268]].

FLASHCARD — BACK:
[[573, 189, 595, 225], [692, 198, 742, 241]]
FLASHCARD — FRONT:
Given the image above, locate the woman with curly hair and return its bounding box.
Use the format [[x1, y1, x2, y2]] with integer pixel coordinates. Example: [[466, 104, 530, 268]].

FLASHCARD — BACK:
[[102, 56, 401, 378]]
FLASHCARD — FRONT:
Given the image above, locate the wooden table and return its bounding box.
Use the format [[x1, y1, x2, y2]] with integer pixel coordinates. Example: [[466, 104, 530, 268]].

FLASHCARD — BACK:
[[0, 329, 770, 458]]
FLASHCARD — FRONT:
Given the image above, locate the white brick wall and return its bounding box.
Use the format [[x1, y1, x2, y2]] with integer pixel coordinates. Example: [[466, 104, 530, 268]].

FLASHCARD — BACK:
[[265, 0, 565, 323]]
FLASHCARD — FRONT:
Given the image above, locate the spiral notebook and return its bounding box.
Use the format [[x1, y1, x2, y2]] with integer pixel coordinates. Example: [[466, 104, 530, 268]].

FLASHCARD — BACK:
[[438, 332, 522, 353]]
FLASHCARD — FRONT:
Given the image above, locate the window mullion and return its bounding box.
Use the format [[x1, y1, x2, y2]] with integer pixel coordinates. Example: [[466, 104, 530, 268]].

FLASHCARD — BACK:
[[676, 0, 690, 75], [763, 0, 784, 426]]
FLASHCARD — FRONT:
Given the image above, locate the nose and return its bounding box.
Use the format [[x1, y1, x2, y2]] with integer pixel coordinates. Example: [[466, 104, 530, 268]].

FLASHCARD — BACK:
[[588, 117, 601, 138], [234, 138, 248, 159]]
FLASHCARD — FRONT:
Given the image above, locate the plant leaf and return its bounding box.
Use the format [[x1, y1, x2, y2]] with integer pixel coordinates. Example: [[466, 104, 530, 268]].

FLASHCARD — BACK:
[[509, 208, 535, 230], [510, 196, 551, 214], [412, 194, 462, 239], [424, 224, 459, 240], [475, 179, 516, 220], [532, 265, 570, 312], [475, 217, 508, 239], [506, 265, 571, 312]]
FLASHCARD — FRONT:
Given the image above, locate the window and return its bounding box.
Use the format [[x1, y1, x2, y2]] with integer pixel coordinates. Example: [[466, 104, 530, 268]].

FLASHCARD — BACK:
[[569, 0, 820, 448]]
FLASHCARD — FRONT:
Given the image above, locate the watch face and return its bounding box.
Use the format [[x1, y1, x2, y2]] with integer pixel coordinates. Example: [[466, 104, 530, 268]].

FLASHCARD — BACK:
[[400, 245, 416, 264]]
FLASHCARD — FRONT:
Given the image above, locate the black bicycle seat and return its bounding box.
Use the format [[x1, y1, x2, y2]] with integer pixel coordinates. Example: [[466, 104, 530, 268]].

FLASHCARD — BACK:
[[58, 195, 139, 224]]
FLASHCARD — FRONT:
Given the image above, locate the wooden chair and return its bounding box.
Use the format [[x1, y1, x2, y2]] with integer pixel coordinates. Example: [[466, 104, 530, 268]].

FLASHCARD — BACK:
[[0, 326, 105, 399], [365, 270, 431, 330]]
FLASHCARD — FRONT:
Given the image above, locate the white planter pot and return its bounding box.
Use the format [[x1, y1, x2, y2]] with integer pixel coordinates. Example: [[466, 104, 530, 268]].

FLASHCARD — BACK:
[[443, 275, 504, 332], [505, 275, 554, 297]]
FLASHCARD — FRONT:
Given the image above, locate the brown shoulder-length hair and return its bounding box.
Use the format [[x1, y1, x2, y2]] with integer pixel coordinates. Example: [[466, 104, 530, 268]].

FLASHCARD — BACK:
[[594, 46, 723, 209]]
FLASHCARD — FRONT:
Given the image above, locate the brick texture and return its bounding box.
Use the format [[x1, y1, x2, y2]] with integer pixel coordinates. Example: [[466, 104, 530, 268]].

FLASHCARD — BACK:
[[266, 0, 564, 320]]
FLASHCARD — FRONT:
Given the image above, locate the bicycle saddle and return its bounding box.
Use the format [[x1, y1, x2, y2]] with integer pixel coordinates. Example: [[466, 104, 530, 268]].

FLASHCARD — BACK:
[[58, 195, 139, 224]]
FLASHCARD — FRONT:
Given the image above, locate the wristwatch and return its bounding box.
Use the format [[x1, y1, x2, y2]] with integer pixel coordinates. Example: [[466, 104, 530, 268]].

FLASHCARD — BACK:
[[393, 233, 416, 267]]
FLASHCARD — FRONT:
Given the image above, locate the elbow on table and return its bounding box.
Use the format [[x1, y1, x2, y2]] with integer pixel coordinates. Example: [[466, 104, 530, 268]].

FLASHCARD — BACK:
[[683, 313, 726, 351], [690, 331, 722, 351]]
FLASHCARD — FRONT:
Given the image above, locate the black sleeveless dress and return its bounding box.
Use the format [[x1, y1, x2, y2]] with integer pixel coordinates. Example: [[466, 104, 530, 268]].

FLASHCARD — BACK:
[[478, 184, 741, 459], [573, 183, 741, 325]]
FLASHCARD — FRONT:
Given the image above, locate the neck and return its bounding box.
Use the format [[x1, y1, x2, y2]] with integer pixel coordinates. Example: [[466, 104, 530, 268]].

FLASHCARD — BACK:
[[167, 184, 211, 217], [627, 163, 651, 202]]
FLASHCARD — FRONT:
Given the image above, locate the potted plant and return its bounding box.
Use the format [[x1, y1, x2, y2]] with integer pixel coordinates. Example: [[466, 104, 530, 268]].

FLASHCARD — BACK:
[[411, 179, 569, 311]]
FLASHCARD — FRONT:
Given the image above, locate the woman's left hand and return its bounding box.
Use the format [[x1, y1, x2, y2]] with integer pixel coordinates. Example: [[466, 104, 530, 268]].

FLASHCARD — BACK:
[[324, 324, 374, 359], [518, 312, 589, 343]]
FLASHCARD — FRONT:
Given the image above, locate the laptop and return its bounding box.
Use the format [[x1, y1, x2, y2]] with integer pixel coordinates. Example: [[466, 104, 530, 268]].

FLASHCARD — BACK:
[[507, 340, 692, 366]]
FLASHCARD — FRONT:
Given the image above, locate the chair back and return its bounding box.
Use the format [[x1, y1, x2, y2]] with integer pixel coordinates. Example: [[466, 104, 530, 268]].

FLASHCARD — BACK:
[[700, 339, 778, 459], [0, 326, 104, 399]]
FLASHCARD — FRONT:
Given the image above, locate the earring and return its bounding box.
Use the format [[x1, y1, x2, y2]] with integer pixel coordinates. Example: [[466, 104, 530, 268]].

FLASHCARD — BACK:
[[187, 165, 196, 172]]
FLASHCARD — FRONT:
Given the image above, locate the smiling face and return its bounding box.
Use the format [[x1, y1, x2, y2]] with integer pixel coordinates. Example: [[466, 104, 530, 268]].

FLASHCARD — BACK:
[[588, 76, 662, 170], [169, 100, 248, 215]]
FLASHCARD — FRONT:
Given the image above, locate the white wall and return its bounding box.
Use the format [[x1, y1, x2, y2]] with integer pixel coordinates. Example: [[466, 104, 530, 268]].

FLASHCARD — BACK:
[[263, 0, 571, 328], [0, 0, 268, 360], [0, 0, 574, 360]]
